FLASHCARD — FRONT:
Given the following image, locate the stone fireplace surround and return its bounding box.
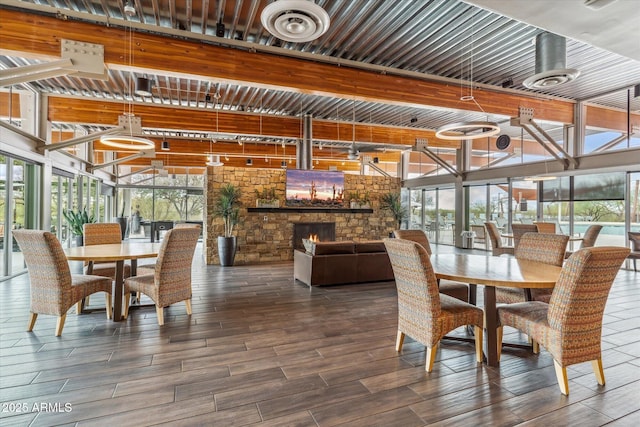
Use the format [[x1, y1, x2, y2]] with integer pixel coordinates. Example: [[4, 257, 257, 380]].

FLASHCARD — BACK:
[[292, 222, 336, 252], [205, 166, 400, 265]]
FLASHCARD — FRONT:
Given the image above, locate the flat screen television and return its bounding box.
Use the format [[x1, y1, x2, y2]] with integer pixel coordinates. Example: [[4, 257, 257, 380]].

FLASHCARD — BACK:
[[286, 169, 345, 207]]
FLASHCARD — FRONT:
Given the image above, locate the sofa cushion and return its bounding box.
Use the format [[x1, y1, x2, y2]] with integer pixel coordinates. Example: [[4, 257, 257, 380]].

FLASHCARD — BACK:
[[312, 241, 355, 255], [355, 240, 386, 253]]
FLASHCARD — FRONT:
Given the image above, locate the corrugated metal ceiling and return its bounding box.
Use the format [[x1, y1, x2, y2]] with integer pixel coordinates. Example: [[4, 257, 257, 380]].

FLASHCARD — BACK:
[[2, 0, 639, 143]]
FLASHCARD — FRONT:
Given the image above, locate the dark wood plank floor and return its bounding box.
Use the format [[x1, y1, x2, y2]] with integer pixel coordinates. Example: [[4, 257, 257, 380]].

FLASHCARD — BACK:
[[1, 245, 639, 426]]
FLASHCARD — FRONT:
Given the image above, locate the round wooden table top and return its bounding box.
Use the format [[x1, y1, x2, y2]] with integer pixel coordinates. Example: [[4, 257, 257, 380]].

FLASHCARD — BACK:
[[431, 253, 562, 289], [65, 242, 162, 262]]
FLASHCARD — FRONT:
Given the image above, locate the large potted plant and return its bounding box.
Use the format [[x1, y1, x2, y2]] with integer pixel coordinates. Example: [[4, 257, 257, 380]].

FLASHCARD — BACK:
[[380, 192, 408, 230], [62, 208, 96, 246], [213, 183, 241, 266]]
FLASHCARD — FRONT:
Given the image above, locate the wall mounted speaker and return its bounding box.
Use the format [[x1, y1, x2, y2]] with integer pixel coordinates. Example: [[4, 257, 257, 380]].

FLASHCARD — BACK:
[[216, 22, 225, 37], [496, 134, 511, 150]]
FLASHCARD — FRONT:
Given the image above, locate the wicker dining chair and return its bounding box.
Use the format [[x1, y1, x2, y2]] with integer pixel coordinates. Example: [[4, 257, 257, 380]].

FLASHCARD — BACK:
[[383, 238, 484, 372], [81, 222, 132, 311], [495, 232, 569, 305], [497, 246, 630, 395], [533, 222, 556, 233], [393, 230, 469, 302], [628, 232, 640, 272], [470, 224, 488, 250], [12, 230, 113, 336], [484, 222, 514, 257], [83, 223, 132, 278], [565, 224, 603, 259], [123, 227, 200, 325], [511, 223, 539, 250], [137, 223, 201, 275]]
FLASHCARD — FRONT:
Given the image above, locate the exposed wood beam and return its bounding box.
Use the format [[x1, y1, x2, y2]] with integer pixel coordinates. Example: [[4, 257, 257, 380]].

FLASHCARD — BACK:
[[1, 9, 575, 124]]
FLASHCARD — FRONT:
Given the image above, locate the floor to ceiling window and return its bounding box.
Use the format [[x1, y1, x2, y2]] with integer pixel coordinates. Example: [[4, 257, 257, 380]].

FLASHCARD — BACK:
[[119, 170, 204, 240], [434, 188, 455, 245], [0, 154, 41, 280]]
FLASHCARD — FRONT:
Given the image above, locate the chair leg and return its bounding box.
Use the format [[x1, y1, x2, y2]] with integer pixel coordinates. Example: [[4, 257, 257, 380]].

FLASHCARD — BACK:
[[474, 326, 483, 363], [553, 360, 569, 395], [496, 326, 503, 361], [55, 314, 67, 337], [592, 358, 605, 386], [105, 292, 112, 320], [27, 313, 37, 332], [156, 305, 164, 326], [395, 331, 405, 352], [76, 301, 82, 315], [185, 299, 192, 315], [425, 344, 438, 372]]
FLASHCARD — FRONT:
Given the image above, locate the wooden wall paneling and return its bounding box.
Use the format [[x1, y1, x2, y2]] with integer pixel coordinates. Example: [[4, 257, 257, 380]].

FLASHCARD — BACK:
[[2, 9, 576, 124]]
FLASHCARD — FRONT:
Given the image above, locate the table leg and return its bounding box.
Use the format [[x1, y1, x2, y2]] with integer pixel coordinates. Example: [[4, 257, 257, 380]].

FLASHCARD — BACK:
[[484, 286, 498, 366], [112, 260, 124, 321], [468, 284, 477, 306]]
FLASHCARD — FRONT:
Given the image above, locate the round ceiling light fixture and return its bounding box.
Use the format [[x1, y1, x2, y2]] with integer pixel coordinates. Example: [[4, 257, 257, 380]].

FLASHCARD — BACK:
[[261, 0, 330, 43], [523, 32, 580, 89], [435, 121, 500, 141], [100, 135, 155, 150]]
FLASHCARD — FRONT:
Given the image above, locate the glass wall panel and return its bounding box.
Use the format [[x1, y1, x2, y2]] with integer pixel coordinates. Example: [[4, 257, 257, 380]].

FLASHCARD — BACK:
[[583, 87, 640, 154], [185, 189, 204, 222], [435, 188, 455, 245], [573, 200, 624, 247], [405, 150, 457, 180], [511, 180, 537, 225], [468, 185, 486, 225], [489, 184, 509, 226], [1, 156, 40, 279], [469, 122, 564, 170], [632, 172, 640, 231], [409, 189, 423, 229], [0, 155, 6, 276], [423, 189, 437, 239]]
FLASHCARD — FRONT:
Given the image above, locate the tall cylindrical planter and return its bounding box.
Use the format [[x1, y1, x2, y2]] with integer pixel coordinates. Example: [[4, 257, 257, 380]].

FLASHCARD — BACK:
[[218, 236, 237, 266], [115, 217, 128, 240]]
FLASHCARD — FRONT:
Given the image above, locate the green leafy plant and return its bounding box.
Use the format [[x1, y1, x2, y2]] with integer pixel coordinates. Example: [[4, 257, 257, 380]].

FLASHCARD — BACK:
[[255, 187, 277, 203], [213, 183, 242, 237], [348, 190, 371, 207], [62, 208, 96, 236], [380, 192, 408, 228]]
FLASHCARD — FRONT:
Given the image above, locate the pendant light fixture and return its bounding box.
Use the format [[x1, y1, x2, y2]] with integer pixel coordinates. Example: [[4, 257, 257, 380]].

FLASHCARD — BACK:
[[100, 0, 154, 150], [206, 108, 223, 166], [436, 15, 499, 141]]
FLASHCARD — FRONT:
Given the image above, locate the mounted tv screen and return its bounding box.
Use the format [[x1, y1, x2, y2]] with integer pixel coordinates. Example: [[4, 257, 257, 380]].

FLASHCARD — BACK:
[[286, 169, 345, 207]]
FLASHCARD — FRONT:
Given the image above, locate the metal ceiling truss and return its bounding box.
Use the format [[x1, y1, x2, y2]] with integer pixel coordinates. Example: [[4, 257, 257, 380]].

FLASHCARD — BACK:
[[510, 107, 578, 168], [37, 127, 125, 153], [413, 138, 461, 178], [366, 162, 392, 177], [89, 149, 156, 173], [0, 39, 106, 87], [592, 126, 639, 153]]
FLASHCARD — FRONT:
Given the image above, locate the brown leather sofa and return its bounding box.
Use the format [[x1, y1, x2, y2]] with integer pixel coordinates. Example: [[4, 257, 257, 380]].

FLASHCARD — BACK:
[[294, 240, 394, 287]]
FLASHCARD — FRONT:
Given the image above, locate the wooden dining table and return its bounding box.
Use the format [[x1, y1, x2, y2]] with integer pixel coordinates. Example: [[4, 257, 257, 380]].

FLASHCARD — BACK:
[[431, 253, 563, 366], [65, 242, 161, 321]]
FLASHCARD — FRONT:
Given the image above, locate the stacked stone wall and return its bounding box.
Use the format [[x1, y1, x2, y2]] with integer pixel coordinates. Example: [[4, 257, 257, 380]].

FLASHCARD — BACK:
[[205, 166, 400, 265]]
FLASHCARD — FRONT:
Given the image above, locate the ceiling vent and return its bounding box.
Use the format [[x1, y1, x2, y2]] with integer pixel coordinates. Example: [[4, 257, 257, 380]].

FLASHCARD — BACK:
[[583, 0, 618, 10], [261, 0, 330, 43], [523, 32, 580, 89]]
